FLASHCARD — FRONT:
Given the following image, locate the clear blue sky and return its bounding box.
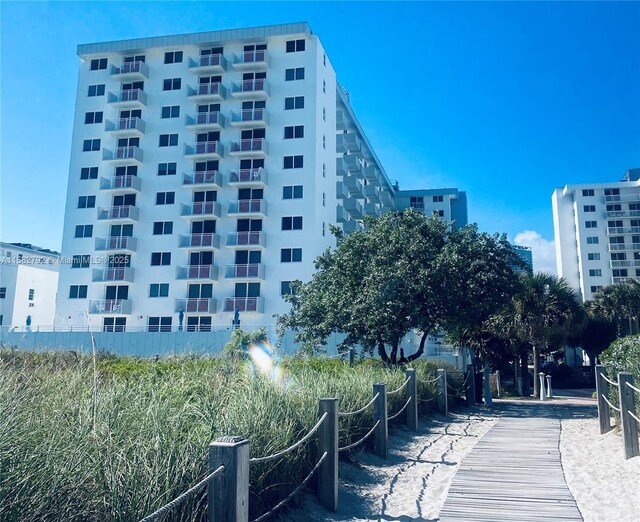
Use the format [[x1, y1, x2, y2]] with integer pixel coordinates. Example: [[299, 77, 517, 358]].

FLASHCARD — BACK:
[[1, 1, 639, 271]]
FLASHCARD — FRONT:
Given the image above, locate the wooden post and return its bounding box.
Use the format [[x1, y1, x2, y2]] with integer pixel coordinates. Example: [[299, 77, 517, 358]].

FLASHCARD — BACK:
[[539, 372, 547, 401], [208, 436, 249, 522], [373, 383, 388, 459], [437, 369, 448, 415], [595, 365, 612, 434], [465, 364, 475, 406], [617, 372, 639, 460], [318, 398, 338, 511], [546, 374, 553, 399], [349, 347, 355, 367], [405, 368, 418, 431], [483, 366, 493, 407], [495, 370, 502, 399]]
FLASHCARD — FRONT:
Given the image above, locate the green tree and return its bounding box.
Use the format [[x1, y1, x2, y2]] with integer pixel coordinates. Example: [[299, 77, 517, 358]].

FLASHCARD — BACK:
[[589, 280, 640, 337]]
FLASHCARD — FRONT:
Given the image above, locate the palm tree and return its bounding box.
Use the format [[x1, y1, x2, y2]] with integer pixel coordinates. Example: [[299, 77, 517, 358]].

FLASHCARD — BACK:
[[589, 279, 640, 337]]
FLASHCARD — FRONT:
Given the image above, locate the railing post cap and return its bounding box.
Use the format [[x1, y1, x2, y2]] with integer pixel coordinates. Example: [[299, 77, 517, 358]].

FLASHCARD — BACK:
[[539, 372, 546, 376], [619, 371, 633, 377], [211, 435, 248, 447], [319, 397, 338, 402], [406, 368, 415, 374]]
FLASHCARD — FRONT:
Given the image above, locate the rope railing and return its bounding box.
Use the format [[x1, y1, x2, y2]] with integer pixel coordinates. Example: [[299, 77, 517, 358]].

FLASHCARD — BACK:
[[628, 410, 640, 424], [417, 375, 440, 385], [387, 377, 410, 396], [626, 381, 640, 395], [338, 420, 381, 452], [249, 413, 328, 465], [388, 397, 412, 422], [338, 393, 379, 417], [602, 394, 621, 413], [250, 452, 328, 522], [600, 373, 619, 387], [138, 465, 225, 522]]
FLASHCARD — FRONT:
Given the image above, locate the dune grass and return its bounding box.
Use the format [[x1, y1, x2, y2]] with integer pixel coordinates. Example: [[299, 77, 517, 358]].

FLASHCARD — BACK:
[[0, 350, 459, 521]]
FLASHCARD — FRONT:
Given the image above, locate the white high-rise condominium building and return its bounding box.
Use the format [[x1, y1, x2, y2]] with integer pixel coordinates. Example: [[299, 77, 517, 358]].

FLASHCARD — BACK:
[[552, 168, 640, 302], [56, 22, 466, 332]]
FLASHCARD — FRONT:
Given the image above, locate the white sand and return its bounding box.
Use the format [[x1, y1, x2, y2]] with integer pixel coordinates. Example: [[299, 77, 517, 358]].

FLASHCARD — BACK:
[[280, 411, 498, 521], [561, 411, 640, 522]]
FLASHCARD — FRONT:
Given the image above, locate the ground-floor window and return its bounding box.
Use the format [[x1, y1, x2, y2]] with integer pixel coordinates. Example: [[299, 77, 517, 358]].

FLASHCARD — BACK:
[[186, 316, 211, 332], [103, 317, 126, 332]]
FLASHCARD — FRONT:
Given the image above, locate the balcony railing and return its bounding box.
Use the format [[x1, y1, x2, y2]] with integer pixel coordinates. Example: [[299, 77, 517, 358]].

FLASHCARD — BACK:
[[180, 201, 222, 218], [227, 199, 266, 216], [230, 108, 269, 126], [178, 233, 221, 249], [176, 265, 218, 280], [336, 133, 362, 154], [608, 243, 640, 251], [107, 89, 147, 106], [343, 154, 363, 173], [110, 60, 149, 79], [343, 176, 364, 197], [232, 49, 269, 68], [610, 260, 640, 268], [223, 297, 264, 313], [105, 117, 145, 134], [231, 79, 269, 97], [344, 198, 363, 218], [102, 146, 143, 163], [613, 276, 633, 284], [97, 205, 139, 221], [229, 138, 268, 155], [336, 206, 351, 224], [187, 82, 226, 100], [184, 141, 223, 158], [100, 175, 141, 191], [182, 170, 223, 188], [607, 227, 640, 235], [604, 194, 640, 203], [363, 166, 380, 185], [336, 181, 350, 200], [364, 202, 380, 216], [175, 298, 216, 313], [226, 232, 266, 248], [188, 53, 228, 72], [92, 267, 135, 283], [95, 236, 137, 252], [229, 168, 267, 185], [185, 112, 225, 129], [224, 264, 265, 279], [89, 299, 131, 314], [606, 210, 640, 218]]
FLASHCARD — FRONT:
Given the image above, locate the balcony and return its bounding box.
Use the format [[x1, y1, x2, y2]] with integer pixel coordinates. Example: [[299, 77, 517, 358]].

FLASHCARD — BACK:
[[188, 53, 228, 74], [336, 181, 350, 200], [107, 89, 147, 108], [175, 298, 216, 313], [336, 157, 350, 177], [223, 297, 264, 313], [105, 117, 145, 136], [180, 201, 222, 219], [343, 176, 364, 198], [344, 198, 363, 218], [607, 227, 640, 235], [232, 49, 270, 70], [342, 154, 363, 174], [178, 233, 221, 249], [226, 231, 266, 248], [230, 108, 269, 127], [227, 199, 266, 217], [380, 190, 394, 206], [336, 206, 350, 224], [184, 141, 223, 160], [176, 265, 219, 280], [608, 243, 640, 252], [611, 260, 640, 268], [343, 220, 363, 234], [182, 170, 223, 189], [95, 236, 137, 252], [187, 83, 226, 101], [336, 110, 348, 131], [100, 175, 141, 192], [613, 276, 633, 284], [110, 60, 149, 81], [606, 210, 640, 218], [604, 194, 640, 203], [224, 264, 265, 279], [363, 166, 380, 185], [364, 202, 380, 216], [97, 205, 139, 222], [230, 79, 269, 99], [364, 184, 380, 201], [336, 133, 362, 154], [89, 299, 132, 314], [92, 267, 135, 283], [102, 146, 143, 164], [185, 112, 225, 130], [228, 168, 267, 187], [229, 138, 268, 157]]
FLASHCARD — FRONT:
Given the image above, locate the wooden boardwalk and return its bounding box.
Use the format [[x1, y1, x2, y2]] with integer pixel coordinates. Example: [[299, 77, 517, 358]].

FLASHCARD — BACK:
[[439, 416, 583, 521]]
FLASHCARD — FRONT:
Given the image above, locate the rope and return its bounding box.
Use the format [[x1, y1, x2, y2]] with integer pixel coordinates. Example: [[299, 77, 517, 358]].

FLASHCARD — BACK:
[[628, 410, 640, 424], [250, 452, 328, 522], [250, 413, 328, 465], [338, 393, 379, 417], [388, 397, 412, 421], [418, 395, 438, 403], [338, 420, 381, 452], [387, 377, 410, 396], [138, 465, 224, 522], [600, 373, 619, 387], [602, 394, 621, 412], [625, 381, 640, 394], [418, 376, 440, 385], [447, 382, 465, 394]]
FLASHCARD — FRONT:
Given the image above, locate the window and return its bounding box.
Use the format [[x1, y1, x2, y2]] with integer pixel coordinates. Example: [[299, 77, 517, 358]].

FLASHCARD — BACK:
[[284, 125, 304, 139], [28, 289, 35, 301], [283, 185, 304, 199], [71, 255, 90, 268], [115, 165, 137, 177], [282, 217, 303, 230], [158, 162, 177, 176], [589, 269, 602, 277], [611, 253, 627, 261], [322, 222, 326, 237], [163, 78, 182, 91], [78, 195, 96, 209], [0, 288, 5, 299], [84, 111, 103, 124], [587, 253, 601, 261], [286, 39, 306, 52], [82, 139, 100, 152], [323, 135, 326, 149], [161, 105, 180, 118], [281, 248, 302, 262], [322, 192, 326, 207], [584, 205, 596, 212], [585, 221, 597, 228], [153, 221, 173, 235], [75, 225, 93, 238], [285, 67, 305, 81], [613, 269, 628, 277], [103, 317, 127, 333], [323, 53, 326, 66], [433, 210, 445, 217], [631, 203, 640, 211], [323, 163, 326, 178], [151, 252, 171, 266], [433, 195, 444, 203], [189, 283, 213, 299], [590, 286, 603, 293], [149, 283, 170, 298], [69, 285, 88, 299], [586, 236, 599, 244], [607, 204, 622, 211], [148, 316, 172, 332], [164, 51, 183, 64], [123, 55, 145, 63], [610, 236, 625, 244], [410, 197, 424, 209], [284, 96, 304, 110], [186, 316, 211, 332], [90, 58, 107, 70], [281, 281, 297, 296], [322, 107, 326, 121], [159, 134, 178, 147], [80, 167, 99, 180], [323, 80, 326, 93], [156, 192, 175, 205], [604, 188, 620, 196], [88, 84, 105, 97], [284, 156, 304, 169], [608, 220, 623, 228], [582, 189, 595, 197]]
